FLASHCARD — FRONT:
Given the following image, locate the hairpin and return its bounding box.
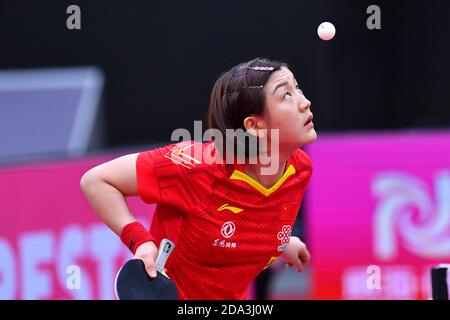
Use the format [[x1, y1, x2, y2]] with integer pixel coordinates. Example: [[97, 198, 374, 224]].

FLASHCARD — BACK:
[[246, 85, 264, 89], [246, 66, 275, 71], [223, 85, 264, 96]]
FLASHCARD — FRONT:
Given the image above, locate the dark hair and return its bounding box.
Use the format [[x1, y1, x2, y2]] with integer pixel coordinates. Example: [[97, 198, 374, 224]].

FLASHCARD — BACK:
[[207, 57, 287, 160]]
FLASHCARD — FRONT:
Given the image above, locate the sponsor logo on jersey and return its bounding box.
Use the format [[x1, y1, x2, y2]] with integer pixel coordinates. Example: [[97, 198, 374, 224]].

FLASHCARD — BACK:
[[212, 221, 238, 249], [221, 221, 236, 238], [217, 203, 244, 214], [277, 225, 292, 251]]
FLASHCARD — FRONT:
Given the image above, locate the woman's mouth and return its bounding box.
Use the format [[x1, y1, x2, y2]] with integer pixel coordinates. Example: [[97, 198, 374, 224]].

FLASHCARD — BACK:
[[304, 114, 314, 127]]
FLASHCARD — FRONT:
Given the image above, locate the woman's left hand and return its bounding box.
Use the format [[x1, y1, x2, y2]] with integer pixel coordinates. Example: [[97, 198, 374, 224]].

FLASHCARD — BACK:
[[280, 236, 311, 272]]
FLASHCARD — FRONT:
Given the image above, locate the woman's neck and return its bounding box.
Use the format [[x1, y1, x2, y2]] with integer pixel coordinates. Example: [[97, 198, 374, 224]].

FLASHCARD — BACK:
[[243, 150, 291, 189]]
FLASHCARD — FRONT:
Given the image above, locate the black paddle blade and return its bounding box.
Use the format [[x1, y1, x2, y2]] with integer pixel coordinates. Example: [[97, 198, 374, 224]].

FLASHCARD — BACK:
[[115, 259, 178, 300]]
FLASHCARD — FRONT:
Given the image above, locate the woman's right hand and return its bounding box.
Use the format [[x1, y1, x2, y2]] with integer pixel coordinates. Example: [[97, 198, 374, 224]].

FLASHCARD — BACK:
[[134, 241, 159, 278]]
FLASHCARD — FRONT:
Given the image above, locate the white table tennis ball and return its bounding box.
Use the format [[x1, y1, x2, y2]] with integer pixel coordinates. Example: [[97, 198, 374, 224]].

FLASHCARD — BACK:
[[317, 22, 336, 41]]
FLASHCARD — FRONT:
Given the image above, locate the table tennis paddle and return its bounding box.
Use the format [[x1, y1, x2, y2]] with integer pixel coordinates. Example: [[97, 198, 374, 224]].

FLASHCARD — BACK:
[[114, 238, 178, 300]]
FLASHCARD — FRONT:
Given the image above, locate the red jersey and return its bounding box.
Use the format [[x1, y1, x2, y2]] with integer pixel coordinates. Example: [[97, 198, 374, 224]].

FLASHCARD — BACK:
[[136, 140, 313, 299]]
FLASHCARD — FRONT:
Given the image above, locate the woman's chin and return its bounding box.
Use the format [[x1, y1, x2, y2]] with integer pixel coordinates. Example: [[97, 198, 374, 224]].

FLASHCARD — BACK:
[[299, 129, 317, 145], [279, 130, 318, 149]]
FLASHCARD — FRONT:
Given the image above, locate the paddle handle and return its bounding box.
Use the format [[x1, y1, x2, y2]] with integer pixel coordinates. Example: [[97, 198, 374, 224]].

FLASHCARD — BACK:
[[155, 238, 175, 274]]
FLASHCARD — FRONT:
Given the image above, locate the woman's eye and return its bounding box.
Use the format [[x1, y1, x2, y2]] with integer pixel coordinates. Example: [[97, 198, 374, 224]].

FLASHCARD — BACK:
[[283, 92, 292, 100], [296, 85, 303, 94]]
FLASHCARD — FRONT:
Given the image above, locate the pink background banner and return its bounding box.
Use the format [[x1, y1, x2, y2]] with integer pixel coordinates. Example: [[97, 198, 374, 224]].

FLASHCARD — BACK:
[[2, 130, 450, 300], [306, 130, 450, 299], [0, 154, 156, 300]]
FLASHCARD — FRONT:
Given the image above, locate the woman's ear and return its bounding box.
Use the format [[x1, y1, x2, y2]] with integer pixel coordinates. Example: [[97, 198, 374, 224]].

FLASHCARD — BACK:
[[243, 116, 267, 138]]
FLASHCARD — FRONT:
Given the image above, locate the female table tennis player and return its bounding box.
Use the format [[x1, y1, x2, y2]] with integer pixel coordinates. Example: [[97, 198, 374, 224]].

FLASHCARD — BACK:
[[80, 57, 317, 299]]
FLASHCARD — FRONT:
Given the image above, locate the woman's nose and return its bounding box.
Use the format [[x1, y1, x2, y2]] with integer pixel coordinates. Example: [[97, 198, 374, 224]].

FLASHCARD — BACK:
[[299, 98, 311, 112]]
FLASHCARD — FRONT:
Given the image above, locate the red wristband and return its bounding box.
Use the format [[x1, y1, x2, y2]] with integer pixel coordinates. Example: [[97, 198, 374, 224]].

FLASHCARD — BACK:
[[120, 221, 156, 255]]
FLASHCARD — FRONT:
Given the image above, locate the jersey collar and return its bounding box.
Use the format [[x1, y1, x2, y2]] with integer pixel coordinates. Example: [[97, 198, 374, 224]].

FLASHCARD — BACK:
[[229, 158, 296, 197]]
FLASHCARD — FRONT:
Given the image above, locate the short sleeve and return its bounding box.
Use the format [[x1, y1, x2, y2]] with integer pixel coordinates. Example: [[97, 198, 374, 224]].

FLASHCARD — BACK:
[[136, 146, 168, 204], [291, 148, 313, 186], [135, 142, 199, 212]]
